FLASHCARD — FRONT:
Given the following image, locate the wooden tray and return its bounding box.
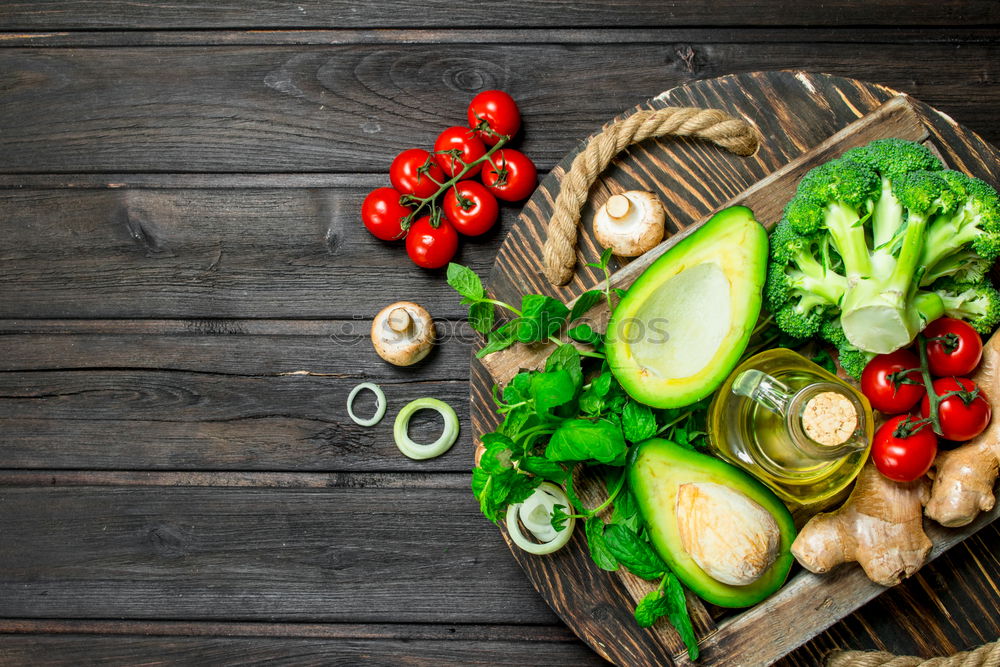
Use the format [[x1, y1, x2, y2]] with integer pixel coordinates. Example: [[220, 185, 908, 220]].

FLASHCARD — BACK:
[[469, 71, 1000, 666]]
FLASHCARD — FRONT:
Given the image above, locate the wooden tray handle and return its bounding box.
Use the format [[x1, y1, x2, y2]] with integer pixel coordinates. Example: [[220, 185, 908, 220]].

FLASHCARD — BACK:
[[542, 106, 760, 285]]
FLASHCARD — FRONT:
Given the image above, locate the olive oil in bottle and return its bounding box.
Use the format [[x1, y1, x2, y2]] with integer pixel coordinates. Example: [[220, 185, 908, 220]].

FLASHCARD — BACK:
[[707, 349, 872, 508]]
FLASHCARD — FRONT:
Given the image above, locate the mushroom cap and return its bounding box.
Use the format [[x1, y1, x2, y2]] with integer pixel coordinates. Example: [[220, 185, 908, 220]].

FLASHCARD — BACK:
[[371, 301, 435, 366], [593, 190, 666, 257]]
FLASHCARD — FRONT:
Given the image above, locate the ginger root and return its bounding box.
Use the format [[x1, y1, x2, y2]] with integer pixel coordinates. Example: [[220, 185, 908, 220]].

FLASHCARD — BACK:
[[925, 330, 1000, 527], [791, 463, 931, 586]]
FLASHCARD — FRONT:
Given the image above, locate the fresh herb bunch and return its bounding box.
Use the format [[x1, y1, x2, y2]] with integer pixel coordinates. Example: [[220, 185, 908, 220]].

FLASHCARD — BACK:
[[448, 258, 707, 659]]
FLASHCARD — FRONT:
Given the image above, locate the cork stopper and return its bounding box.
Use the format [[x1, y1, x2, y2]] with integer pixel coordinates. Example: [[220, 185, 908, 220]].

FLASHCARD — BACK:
[[801, 391, 858, 446]]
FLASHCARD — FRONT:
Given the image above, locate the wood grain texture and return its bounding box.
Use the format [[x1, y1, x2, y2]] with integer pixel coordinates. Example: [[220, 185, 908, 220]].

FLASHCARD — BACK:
[[0, 484, 559, 624], [470, 71, 1000, 665], [1, 40, 1000, 173], [2, 1, 996, 29], [0, 187, 508, 319], [0, 621, 603, 665]]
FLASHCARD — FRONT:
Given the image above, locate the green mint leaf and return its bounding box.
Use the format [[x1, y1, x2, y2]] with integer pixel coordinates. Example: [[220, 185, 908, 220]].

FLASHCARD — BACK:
[[603, 523, 669, 580], [662, 573, 699, 661], [611, 484, 641, 533], [585, 247, 614, 270], [545, 343, 583, 391], [530, 369, 577, 418], [550, 504, 572, 532], [622, 401, 657, 442], [585, 517, 620, 571], [578, 371, 615, 417], [446, 263, 485, 301], [519, 456, 567, 484], [634, 586, 670, 628], [599, 247, 614, 270], [468, 301, 495, 334], [474, 467, 541, 524], [569, 290, 604, 322], [479, 433, 517, 473], [545, 418, 626, 465], [476, 319, 519, 358], [567, 323, 603, 347], [503, 371, 533, 405], [612, 288, 628, 299], [517, 294, 569, 343], [497, 404, 536, 439]]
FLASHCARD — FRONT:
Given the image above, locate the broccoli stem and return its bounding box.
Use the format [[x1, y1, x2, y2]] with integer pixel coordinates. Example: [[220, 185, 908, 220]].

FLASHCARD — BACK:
[[871, 179, 903, 248], [824, 203, 872, 283]]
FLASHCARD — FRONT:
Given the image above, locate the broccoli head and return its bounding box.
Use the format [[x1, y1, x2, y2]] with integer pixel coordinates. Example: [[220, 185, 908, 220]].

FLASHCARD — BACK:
[[765, 138, 1000, 359]]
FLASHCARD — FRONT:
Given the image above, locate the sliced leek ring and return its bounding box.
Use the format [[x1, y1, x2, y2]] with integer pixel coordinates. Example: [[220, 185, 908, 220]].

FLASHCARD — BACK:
[[346, 382, 387, 427], [506, 482, 576, 555], [393, 398, 459, 460]]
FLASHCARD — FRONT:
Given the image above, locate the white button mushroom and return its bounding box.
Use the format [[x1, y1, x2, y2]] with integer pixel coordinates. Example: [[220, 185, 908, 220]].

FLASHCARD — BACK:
[[371, 301, 435, 366], [593, 191, 667, 257]]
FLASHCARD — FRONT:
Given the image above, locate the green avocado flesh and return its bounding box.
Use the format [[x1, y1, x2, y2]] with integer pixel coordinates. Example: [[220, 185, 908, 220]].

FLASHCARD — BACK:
[[606, 205, 768, 408], [628, 439, 796, 608]]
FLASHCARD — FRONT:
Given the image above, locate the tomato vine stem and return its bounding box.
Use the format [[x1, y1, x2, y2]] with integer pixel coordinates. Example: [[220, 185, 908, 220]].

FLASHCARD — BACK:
[[401, 133, 511, 228]]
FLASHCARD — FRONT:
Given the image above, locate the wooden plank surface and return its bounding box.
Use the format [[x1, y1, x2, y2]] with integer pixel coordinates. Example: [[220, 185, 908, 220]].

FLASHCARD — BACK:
[[0, 482, 558, 623], [0, 40, 999, 173], [0, 14, 999, 667], [2, 1, 996, 29]]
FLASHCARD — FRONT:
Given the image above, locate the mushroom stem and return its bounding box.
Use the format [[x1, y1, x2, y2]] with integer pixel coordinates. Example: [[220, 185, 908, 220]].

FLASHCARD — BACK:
[[388, 307, 412, 334], [605, 194, 631, 220]]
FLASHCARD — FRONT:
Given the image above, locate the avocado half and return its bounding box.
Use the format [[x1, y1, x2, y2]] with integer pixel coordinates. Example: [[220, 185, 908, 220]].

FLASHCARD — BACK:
[[606, 205, 768, 408], [628, 439, 796, 608]]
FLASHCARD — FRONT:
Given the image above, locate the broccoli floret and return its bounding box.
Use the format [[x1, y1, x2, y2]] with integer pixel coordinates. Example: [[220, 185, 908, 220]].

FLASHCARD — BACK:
[[817, 319, 872, 379], [836, 347, 871, 379], [765, 221, 848, 341], [919, 171, 1000, 272], [774, 303, 825, 339], [934, 277, 1000, 334], [767, 138, 1000, 355], [842, 138, 942, 180], [843, 139, 942, 249]]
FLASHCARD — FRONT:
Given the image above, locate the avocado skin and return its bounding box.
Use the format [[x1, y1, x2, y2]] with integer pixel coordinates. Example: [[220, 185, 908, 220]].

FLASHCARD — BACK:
[[627, 438, 796, 608], [606, 205, 768, 409]]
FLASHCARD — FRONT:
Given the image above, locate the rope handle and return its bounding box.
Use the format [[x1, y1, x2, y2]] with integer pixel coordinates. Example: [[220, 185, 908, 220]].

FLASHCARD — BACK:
[[541, 106, 759, 286], [826, 639, 1000, 667]]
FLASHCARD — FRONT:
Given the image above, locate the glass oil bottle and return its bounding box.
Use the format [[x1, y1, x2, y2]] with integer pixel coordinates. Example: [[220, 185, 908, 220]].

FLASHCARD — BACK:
[[707, 348, 873, 508]]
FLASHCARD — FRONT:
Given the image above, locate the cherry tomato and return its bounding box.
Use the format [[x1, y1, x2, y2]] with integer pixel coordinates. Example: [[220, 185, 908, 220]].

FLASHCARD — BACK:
[[871, 414, 938, 482], [405, 216, 458, 269], [389, 148, 445, 199], [360, 187, 411, 241], [481, 149, 537, 202], [433, 126, 486, 179], [923, 317, 983, 377], [467, 90, 521, 145], [442, 182, 499, 237], [920, 376, 992, 441], [860, 349, 925, 414]]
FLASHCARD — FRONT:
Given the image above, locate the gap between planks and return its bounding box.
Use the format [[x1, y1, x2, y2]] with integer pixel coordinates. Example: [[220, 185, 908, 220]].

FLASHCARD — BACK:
[[0, 470, 471, 489], [0, 28, 997, 48], [0, 619, 578, 642]]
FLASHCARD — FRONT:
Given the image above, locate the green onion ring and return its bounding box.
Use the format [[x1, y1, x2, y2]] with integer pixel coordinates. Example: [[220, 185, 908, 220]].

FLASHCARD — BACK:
[[506, 482, 576, 555], [393, 397, 459, 460], [346, 382, 387, 427]]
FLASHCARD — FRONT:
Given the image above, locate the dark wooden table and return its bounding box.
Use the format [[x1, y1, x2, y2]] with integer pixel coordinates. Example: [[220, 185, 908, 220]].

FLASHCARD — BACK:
[[1, 3, 998, 665]]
